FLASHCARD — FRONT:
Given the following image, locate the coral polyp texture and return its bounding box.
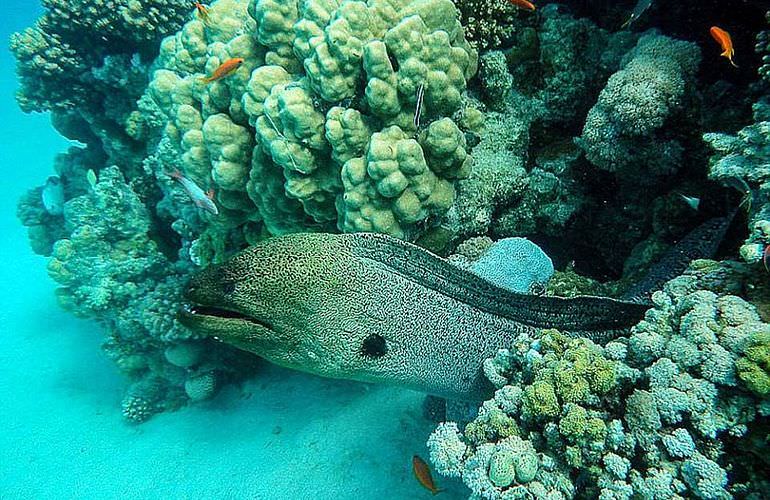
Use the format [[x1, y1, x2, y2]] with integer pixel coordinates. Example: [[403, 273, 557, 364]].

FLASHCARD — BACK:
[[428, 264, 770, 499], [578, 33, 701, 182], [144, 0, 478, 241]]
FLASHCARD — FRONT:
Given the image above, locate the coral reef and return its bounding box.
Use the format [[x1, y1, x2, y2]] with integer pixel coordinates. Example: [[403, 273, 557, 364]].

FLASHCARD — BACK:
[[144, 0, 478, 241], [756, 12, 770, 85], [16, 0, 479, 420], [705, 98, 770, 267], [9, 0, 193, 174], [444, 7, 640, 248], [11, 0, 770, 457], [10, 0, 190, 113], [578, 33, 701, 182], [428, 263, 770, 498]]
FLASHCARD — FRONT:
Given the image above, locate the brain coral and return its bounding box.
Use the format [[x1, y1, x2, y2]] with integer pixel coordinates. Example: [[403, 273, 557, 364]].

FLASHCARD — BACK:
[[144, 0, 479, 241]]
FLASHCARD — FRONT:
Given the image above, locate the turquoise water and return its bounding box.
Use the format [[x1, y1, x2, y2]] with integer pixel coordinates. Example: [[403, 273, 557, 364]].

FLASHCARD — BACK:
[[0, 5, 457, 499], [6, 1, 770, 498]]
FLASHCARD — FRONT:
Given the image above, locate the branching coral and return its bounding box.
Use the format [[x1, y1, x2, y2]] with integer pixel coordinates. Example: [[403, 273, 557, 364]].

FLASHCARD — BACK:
[[428, 264, 770, 498], [705, 98, 770, 268], [39, 165, 256, 421]]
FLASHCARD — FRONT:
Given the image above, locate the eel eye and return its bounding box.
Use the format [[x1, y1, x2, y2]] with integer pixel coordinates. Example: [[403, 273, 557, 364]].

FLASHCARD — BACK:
[[360, 333, 387, 358]]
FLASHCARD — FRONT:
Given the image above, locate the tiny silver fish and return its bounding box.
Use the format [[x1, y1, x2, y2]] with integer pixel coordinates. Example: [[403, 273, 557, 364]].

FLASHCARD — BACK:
[[678, 193, 700, 211], [414, 84, 425, 129], [86, 169, 98, 189], [622, 0, 653, 28], [42, 175, 64, 215], [169, 169, 219, 215]]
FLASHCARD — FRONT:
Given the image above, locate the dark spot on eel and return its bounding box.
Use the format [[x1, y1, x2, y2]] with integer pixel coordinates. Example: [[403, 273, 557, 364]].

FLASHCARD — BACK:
[[360, 333, 387, 358]]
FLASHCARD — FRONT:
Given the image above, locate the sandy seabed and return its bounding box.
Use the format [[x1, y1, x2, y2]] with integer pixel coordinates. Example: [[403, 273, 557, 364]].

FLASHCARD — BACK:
[[0, 10, 465, 499]]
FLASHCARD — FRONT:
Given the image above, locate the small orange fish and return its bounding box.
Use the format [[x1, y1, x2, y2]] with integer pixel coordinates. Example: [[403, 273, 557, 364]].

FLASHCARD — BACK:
[[509, 0, 536, 11], [763, 244, 770, 272], [199, 57, 244, 84], [710, 26, 738, 68], [412, 455, 441, 495], [194, 2, 209, 23]]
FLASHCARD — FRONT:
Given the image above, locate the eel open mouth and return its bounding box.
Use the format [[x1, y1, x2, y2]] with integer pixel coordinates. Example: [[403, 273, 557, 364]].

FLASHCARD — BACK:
[[183, 303, 251, 320], [178, 303, 274, 331]]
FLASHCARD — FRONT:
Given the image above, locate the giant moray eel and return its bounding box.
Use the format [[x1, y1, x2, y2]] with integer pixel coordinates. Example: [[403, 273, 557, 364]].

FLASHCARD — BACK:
[[179, 214, 733, 400]]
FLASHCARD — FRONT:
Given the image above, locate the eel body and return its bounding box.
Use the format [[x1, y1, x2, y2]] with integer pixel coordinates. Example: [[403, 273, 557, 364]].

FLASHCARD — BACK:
[[179, 232, 650, 400]]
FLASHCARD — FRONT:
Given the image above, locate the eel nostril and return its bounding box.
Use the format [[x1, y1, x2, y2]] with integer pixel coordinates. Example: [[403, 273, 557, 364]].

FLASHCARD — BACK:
[[222, 281, 236, 295]]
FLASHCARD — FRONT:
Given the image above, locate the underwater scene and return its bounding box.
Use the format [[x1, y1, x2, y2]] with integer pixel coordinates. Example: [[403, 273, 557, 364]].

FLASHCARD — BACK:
[[5, 0, 770, 497]]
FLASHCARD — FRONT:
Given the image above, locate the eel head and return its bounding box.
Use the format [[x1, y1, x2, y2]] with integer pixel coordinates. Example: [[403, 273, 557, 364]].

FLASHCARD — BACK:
[[178, 233, 373, 378]]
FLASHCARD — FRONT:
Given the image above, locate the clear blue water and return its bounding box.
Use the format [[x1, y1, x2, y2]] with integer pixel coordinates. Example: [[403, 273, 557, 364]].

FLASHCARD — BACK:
[[0, 5, 459, 498]]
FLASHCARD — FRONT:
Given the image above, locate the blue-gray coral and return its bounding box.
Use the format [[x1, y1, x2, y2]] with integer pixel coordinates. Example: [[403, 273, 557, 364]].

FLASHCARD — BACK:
[[428, 264, 770, 498]]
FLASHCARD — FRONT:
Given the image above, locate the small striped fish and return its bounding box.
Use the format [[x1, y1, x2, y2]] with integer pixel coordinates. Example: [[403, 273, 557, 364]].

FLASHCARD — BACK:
[[414, 84, 425, 129]]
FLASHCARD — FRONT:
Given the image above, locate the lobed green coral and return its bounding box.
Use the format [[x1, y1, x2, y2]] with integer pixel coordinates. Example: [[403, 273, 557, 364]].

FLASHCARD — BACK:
[[144, 0, 478, 241]]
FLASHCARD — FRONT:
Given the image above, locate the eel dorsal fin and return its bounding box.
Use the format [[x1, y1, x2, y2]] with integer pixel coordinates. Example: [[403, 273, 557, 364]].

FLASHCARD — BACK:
[[348, 233, 650, 333], [622, 209, 737, 302]]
